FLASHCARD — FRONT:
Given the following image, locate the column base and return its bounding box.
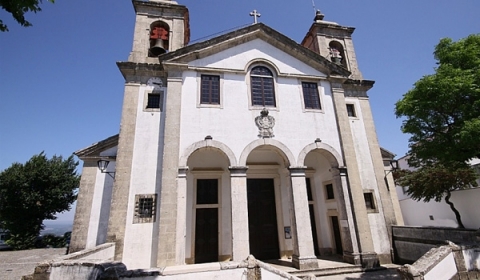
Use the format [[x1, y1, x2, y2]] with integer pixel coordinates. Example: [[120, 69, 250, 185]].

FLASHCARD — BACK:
[[359, 252, 380, 269], [343, 251, 361, 265], [292, 254, 319, 270]]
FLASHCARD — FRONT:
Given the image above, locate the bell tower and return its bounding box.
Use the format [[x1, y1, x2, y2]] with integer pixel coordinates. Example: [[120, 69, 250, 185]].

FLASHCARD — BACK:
[[301, 10, 362, 80], [129, 0, 190, 63]]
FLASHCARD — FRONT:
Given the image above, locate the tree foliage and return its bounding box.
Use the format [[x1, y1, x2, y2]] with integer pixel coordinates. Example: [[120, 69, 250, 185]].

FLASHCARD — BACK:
[[394, 34, 480, 228], [0, 0, 54, 32], [395, 34, 480, 167], [0, 152, 79, 249], [394, 162, 477, 228]]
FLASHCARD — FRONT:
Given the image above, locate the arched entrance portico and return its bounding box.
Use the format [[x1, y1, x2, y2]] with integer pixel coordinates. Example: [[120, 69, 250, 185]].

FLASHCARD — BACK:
[[177, 139, 236, 265], [298, 142, 359, 265]]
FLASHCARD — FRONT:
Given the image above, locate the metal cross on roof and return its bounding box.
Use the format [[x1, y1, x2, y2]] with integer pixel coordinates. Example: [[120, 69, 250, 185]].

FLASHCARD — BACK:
[[250, 10, 261, 24]]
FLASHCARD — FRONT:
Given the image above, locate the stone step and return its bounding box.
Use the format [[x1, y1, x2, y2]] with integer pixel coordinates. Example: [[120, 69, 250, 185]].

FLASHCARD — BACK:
[[288, 265, 364, 278]]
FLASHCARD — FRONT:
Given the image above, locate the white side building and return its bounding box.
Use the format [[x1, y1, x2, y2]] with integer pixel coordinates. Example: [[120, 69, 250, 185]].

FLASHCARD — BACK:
[[396, 157, 480, 229]]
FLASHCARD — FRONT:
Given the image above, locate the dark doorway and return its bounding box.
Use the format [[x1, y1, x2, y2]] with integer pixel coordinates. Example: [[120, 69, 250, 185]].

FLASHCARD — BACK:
[[194, 179, 219, 263], [330, 216, 343, 255], [247, 179, 280, 260], [306, 178, 320, 256]]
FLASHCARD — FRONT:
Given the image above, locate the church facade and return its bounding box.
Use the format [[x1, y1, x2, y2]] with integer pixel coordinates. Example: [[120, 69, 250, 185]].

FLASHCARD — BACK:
[[70, 0, 403, 271]]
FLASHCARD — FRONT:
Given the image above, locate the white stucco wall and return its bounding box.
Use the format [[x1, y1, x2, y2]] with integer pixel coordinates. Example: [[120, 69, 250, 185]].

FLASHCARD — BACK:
[[424, 252, 456, 280], [398, 188, 480, 229], [347, 97, 390, 256], [179, 40, 343, 166], [396, 156, 480, 229], [122, 84, 166, 269]]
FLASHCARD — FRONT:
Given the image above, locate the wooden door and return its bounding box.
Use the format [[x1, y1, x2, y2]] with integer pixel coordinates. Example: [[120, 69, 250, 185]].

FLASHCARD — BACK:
[[194, 179, 219, 263], [247, 179, 280, 260]]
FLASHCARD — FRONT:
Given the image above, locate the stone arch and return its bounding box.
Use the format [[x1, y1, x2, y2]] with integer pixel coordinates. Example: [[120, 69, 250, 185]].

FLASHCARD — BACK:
[[239, 138, 296, 167], [297, 142, 343, 167], [244, 58, 281, 76], [179, 139, 237, 167]]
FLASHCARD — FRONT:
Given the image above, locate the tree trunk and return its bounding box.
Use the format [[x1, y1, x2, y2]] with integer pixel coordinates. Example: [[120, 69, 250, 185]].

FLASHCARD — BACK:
[[445, 190, 465, 229]]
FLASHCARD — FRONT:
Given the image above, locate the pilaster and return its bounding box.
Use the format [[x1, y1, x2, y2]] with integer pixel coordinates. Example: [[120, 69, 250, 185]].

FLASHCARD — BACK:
[[331, 167, 361, 265], [156, 71, 183, 267], [107, 83, 140, 261], [175, 167, 188, 265], [229, 166, 250, 261], [289, 167, 318, 270], [330, 82, 378, 268], [359, 98, 400, 263], [70, 160, 97, 253]]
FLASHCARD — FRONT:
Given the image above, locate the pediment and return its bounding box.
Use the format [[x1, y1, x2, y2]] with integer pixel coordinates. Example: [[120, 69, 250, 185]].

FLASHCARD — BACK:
[[75, 134, 118, 159], [160, 23, 350, 77]]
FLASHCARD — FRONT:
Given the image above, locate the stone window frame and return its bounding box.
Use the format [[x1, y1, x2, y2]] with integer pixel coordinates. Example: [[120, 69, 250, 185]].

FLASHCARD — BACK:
[[246, 64, 280, 111], [197, 73, 224, 108], [363, 190, 378, 213], [133, 194, 157, 223], [346, 103, 357, 118], [300, 80, 324, 113], [143, 86, 166, 113]]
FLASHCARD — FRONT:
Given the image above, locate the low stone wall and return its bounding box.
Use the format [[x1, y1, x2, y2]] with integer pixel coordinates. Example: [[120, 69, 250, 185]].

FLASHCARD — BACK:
[[392, 226, 478, 264], [398, 242, 480, 280], [28, 253, 302, 280]]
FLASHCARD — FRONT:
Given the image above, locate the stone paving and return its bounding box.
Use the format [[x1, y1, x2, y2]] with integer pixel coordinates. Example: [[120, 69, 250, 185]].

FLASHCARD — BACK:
[[0, 248, 65, 280]]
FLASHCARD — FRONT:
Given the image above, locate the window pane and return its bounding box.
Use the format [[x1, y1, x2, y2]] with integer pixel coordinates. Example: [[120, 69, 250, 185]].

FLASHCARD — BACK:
[[146, 93, 161, 109], [197, 179, 218, 204], [326, 184, 334, 200], [347, 104, 356, 117], [251, 67, 276, 107], [201, 75, 220, 104], [302, 82, 321, 109]]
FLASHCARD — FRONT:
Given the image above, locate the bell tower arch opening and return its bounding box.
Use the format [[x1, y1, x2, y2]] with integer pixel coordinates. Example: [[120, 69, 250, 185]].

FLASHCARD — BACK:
[[149, 21, 170, 57]]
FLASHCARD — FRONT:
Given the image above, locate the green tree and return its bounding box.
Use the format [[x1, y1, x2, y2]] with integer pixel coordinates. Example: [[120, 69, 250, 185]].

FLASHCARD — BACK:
[[0, 152, 79, 249], [0, 0, 55, 32], [395, 34, 480, 228], [394, 163, 477, 228], [395, 34, 480, 167]]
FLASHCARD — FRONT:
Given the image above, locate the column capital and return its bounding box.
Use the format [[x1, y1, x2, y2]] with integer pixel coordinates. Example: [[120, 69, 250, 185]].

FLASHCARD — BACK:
[[229, 166, 248, 177], [332, 166, 348, 176], [177, 167, 189, 178], [288, 166, 307, 177]]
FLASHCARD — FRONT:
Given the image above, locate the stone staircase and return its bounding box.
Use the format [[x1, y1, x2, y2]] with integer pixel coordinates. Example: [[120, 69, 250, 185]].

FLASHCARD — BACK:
[[288, 264, 364, 278]]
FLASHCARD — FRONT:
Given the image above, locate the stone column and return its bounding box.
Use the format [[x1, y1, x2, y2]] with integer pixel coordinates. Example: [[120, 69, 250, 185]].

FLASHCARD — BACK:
[[175, 167, 188, 265], [330, 82, 378, 268], [107, 82, 140, 261], [229, 166, 250, 261], [157, 71, 183, 267], [289, 167, 319, 270], [332, 167, 360, 265], [70, 160, 97, 253]]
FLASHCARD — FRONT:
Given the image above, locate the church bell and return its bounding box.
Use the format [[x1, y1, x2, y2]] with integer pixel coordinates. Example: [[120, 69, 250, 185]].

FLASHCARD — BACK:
[[149, 39, 167, 56], [149, 26, 169, 57]]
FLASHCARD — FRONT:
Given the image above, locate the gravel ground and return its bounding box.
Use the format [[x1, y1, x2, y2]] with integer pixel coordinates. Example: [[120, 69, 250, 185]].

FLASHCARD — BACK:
[[0, 248, 65, 280]]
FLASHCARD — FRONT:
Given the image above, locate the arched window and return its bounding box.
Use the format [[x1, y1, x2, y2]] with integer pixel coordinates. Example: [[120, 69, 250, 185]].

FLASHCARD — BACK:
[[250, 66, 276, 107]]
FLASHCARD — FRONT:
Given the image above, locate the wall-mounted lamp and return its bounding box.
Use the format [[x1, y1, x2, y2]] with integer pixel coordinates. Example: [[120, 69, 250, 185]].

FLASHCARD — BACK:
[[389, 159, 399, 170], [383, 159, 399, 191], [97, 159, 115, 179]]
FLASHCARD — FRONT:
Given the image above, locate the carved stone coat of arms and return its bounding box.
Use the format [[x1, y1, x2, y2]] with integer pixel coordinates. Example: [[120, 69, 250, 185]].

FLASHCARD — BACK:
[[255, 108, 275, 138]]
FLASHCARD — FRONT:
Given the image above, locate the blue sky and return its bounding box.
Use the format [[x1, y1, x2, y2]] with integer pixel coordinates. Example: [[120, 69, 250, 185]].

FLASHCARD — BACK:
[[1, 0, 479, 222]]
